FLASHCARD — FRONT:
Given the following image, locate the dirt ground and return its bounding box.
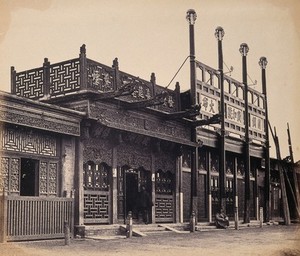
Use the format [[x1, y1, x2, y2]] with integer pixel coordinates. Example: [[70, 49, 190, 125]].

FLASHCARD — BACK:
[[1, 225, 300, 256]]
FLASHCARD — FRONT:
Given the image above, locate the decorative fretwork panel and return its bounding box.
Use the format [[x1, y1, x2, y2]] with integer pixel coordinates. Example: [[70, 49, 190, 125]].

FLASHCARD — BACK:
[[225, 155, 234, 175], [155, 195, 174, 222], [49, 163, 58, 195], [0, 157, 10, 191], [211, 175, 219, 217], [237, 158, 245, 177], [198, 150, 207, 171], [155, 170, 173, 195], [83, 162, 110, 191], [84, 191, 110, 223], [39, 162, 48, 194], [226, 178, 234, 217], [15, 68, 44, 99], [1, 127, 57, 156], [49, 60, 81, 95], [87, 61, 114, 92], [182, 150, 191, 168], [211, 152, 219, 173], [39, 161, 58, 196], [10, 158, 20, 193]]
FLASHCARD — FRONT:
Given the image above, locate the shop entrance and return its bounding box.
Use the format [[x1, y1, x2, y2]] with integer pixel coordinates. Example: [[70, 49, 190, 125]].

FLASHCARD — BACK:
[[120, 166, 152, 222], [20, 158, 39, 196], [124, 171, 139, 219]]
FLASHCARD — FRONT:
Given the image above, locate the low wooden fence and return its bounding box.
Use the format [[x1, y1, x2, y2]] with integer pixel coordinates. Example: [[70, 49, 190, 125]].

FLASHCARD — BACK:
[[0, 194, 74, 242]]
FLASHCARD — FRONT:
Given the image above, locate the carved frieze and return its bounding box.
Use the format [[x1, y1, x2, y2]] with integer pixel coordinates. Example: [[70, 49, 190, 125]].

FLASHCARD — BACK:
[[0, 105, 80, 136], [155, 154, 176, 174], [87, 61, 114, 92], [83, 138, 112, 165], [117, 143, 151, 170], [89, 102, 191, 145], [0, 125, 57, 156]]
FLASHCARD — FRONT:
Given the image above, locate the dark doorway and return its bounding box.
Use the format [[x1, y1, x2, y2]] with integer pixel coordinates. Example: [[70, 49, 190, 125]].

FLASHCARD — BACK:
[[125, 172, 139, 219], [20, 158, 38, 196]]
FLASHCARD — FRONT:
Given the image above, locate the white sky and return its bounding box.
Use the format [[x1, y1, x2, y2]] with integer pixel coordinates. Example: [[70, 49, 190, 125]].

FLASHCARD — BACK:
[[0, 0, 299, 161]]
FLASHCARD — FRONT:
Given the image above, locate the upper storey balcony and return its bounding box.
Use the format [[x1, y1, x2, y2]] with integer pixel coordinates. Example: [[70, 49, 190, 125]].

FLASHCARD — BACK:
[[10, 44, 180, 114], [196, 61, 266, 145]]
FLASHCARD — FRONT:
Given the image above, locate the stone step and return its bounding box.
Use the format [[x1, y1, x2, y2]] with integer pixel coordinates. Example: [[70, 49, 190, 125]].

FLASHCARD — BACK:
[[85, 225, 122, 237]]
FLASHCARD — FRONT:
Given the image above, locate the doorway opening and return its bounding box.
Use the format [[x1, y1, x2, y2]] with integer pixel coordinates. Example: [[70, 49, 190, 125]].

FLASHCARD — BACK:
[[124, 171, 139, 219], [20, 158, 39, 196]]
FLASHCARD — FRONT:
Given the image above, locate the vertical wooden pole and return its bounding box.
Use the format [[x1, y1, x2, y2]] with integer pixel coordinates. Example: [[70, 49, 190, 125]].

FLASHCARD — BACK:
[[270, 126, 290, 225], [79, 44, 87, 90], [240, 43, 251, 224], [43, 58, 50, 98], [0, 191, 7, 243], [111, 147, 118, 224], [216, 27, 227, 213], [259, 57, 270, 222], [10, 66, 16, 95]]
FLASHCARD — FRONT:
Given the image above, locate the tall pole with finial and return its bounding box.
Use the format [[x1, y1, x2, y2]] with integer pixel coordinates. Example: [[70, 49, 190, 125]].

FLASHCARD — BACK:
[[259, 56, 270, 222], [215, 26, 227, 213], [186, 9, 198, 220], [240, 43, 250, 223]]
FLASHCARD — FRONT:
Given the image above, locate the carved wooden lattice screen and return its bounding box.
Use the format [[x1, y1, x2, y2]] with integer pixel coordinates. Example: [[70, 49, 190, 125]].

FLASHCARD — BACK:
[[0, 126, 59, 196], [83, 162, 110, 224], [49, 59, 81, 96], [155, 170, 174, 223]]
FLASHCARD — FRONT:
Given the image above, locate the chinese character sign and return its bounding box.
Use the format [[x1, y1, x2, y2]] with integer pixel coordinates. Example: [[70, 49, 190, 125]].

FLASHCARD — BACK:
[[226, 104, 244, 125], [200, 94, 218, 115], [250, 113, 264, 132]]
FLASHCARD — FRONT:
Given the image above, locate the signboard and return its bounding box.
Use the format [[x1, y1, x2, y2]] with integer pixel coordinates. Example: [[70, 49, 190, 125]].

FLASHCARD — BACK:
[[226, 104, 244, 125], [250, 113, 264, 132], [200, 94, 218, 115]]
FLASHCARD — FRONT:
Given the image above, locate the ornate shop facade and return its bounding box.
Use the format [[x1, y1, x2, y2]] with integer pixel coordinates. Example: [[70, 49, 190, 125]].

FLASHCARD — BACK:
[[0, 41, 284, 240]]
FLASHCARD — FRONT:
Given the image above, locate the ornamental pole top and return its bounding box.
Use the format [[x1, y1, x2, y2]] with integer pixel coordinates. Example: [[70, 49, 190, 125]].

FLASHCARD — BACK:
[[215, 26, 225, 41], [186, 9, 197, 25], [239, 43, 249, 56], [259, 56, 268, 69]]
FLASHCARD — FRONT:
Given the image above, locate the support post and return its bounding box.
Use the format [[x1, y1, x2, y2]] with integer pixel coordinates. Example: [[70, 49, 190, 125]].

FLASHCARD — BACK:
[[190, 211, 196, 232], [215, 26, 227, 213], [43, 58, 50, 98], [126, 211, 133, 238], [240, 43, 251, 224], [234, 206, 239, 230], [259, 207, 264, 228], [186, 9, 199, 222], [10, 66, 16, 94], [259, 57, 270, 222], [79, 44, 87, 89], [64, 221, 71, 246], [0, 190, 7, 243]]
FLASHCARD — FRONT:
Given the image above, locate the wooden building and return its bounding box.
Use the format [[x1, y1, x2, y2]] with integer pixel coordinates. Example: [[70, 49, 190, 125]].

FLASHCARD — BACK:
[[0, 42, 286, 241]]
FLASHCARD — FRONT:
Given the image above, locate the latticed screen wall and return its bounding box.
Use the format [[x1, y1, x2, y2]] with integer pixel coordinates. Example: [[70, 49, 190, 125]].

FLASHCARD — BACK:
[[49, 60, 81, 96], [83, 162, 111, 223], [0, 126, 59, 196], [155, 170, 174, 222]]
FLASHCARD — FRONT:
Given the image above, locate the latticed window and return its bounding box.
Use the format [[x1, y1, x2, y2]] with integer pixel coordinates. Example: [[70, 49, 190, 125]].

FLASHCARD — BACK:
[[83, 162, 110, 191], [155, 170, 173, 195]]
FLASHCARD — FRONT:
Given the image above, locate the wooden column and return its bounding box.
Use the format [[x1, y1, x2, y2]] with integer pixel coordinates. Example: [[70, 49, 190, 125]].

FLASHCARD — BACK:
[[176, 151, 182, 223], [74, 137, 84, 226], [43, 58, 50, 98], [207, 151, 212, 223], [240, 43, 251, 224], [151, 152, 156, 224], [10, 66, 16, 95], [79, 44, 87, 89], [111, 146, 118, 224], [0, 191, 7, 243]]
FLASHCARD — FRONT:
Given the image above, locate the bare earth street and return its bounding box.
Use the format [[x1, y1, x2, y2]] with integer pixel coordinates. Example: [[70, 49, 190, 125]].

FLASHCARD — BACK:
[[1, 224, 300, 256]]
